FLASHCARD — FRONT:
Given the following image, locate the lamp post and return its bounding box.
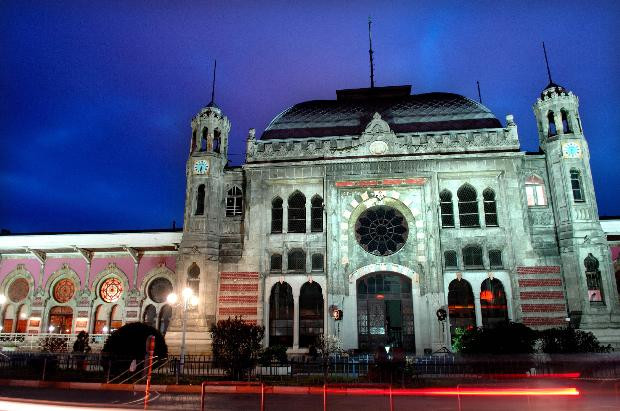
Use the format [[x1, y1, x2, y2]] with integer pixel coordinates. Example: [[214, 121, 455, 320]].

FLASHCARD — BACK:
[[167, 287, 198, 378]]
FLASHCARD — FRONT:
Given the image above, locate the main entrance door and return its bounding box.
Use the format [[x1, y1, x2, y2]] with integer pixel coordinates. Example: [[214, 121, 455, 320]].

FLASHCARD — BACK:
[[357, 272, 414, 352], [49, 306, 73, 334]]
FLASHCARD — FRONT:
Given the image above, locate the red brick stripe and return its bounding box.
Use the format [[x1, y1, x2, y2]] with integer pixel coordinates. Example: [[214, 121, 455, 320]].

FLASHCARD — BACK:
[[518, 279, 562, 287], [520, 291, 564, 300], [220, 284, 259, 292], [218, 307, 258, 315], [521, 304, 566, 313], [219, 295, 258, 303], [220, 272, 259, 280], [522, 317, 567, 326], [516, 266, 561, 275]]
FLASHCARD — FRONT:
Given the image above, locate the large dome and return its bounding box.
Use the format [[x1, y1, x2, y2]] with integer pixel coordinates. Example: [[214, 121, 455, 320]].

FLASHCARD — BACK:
[[261, 85, 502, 140]]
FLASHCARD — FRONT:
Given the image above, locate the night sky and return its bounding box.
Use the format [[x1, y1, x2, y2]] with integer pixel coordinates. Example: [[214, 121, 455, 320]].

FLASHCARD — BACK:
[[1, 1, 619, 233]]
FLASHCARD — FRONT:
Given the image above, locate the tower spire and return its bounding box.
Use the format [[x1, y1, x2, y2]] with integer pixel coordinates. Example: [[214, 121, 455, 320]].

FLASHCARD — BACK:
[[210, 59, 217, 104], [368, 17, 375, 88], [542, 42, 553, 85], [476, 80, 482, 103]]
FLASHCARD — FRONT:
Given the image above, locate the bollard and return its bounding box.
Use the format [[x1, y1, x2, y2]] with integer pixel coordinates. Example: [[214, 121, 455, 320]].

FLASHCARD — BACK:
[[260, 382, 265, 411], [323, 383, 327, 411], [144, 335, 155, 410], [389, 385, 393, 411]]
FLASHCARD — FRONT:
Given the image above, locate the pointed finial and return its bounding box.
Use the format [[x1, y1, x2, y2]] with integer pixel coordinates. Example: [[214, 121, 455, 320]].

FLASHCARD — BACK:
[[476, 80, 482, 103], [542, 42, 553, 85], [210, 59, 217, 104], [368, 16, 375, 88]]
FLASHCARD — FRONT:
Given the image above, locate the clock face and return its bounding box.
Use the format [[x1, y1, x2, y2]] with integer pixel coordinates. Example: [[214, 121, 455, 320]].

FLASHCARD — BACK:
[[193, 159, 209, 174], [562, 142, 582, 159]]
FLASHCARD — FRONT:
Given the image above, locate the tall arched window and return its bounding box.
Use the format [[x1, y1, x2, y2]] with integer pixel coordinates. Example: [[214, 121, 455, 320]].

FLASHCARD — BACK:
[[547, 111, 557, 136], [15, 305, 28, 333], [213, 130, 221, 153], [269, 282, 294, 347], [49, 306, 73, 334], [570, 169, 584, 202], [191, 129, 197, 152], [480, 278, 508, 328], [448, 279, 476, 339], [525, 175, 547, 206], [93, 305, 106, 334], [463, 245, 483, 269], [457, 184, 480, 228], [226, 186, 243, 216], [311, 195, 323, 232], [561, 109, 571, 133], [158, 305, 172, 335], [143, 304, 157, 328], [299, 282, 324, 347], [195, 185, 205, 215], [201, 127, 208, 151], [2, 304, 15, 333], [483, 188, 498, 227], [109, 304, 122, 332], [440, 190, 455, 228], [271, 197, 283, 233], [288, 191, 306, 233], [187, 262, 200, 295], [287, 249, 306, 272]]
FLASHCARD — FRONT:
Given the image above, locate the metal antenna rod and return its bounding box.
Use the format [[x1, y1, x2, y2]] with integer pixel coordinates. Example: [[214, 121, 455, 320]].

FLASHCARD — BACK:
[[542, 42, 553, 84], [368, 17, 375, 88], [476, 81, 482, 103], [211, 60, 217, 104]]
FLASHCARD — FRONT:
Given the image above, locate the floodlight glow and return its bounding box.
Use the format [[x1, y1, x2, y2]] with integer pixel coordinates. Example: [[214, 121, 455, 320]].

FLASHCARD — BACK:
[[19, 312, 27, 319], [190, 295, 199, 306], [102, 326, 109, 333], [167, 293, 178, 305], [182, 287, 193, 299], [0, 295, 6, 304]]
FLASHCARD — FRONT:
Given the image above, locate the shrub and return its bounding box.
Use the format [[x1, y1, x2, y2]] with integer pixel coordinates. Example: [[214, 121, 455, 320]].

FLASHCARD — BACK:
[[210, 316, 265, 380], [455, 322, 537, 354], [538, 327, 612, 353], [259, 345, 288, 366]]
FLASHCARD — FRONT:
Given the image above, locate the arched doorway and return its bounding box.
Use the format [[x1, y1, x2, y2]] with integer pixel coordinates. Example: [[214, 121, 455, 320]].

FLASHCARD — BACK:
[[448, 278, 476, 339], [269, 282, 294, 347], [480, 278, 509, 328], [49, 306, 73, 334], [299, 282, 324, 347], [357, 272, 414, 351]]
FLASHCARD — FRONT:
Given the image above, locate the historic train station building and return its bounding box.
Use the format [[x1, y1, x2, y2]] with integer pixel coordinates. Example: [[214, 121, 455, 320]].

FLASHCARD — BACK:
[[2, 79, 620, 354]]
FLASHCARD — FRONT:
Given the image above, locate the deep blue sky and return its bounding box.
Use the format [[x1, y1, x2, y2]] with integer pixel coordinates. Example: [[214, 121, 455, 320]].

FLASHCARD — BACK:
[[1, 1, 619, 233]]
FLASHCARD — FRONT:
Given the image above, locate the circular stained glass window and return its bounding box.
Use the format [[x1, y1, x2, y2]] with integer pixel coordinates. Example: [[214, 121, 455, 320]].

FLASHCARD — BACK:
[[53, 278, 75, 303], [8, 278, 29, 302], [148, 278, 173, 304], [355, 205, 408, 256], [100, 277, 123, 303]]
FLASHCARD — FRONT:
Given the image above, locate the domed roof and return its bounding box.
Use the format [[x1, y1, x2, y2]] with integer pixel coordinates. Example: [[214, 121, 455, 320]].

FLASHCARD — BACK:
[[261, 85, 502, 140]]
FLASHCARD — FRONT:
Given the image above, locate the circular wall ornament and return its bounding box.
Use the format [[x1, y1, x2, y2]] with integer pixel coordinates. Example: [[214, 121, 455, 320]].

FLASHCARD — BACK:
[[369, 140, 388, 155], [148, 277, 173, 303], [8, 278, 29, 302], [53, 278, 75, 303], [100, 277, 123, 303], [355, 205, 409, 256]]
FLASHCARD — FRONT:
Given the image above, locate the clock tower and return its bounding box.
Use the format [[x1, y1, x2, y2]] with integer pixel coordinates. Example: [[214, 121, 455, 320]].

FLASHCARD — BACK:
[[166, 97, 231, 353], [535, 78, 620, 336]]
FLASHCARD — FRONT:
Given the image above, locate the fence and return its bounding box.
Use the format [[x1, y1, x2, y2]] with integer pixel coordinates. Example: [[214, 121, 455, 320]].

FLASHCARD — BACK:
[[0, 333, 108, 353]]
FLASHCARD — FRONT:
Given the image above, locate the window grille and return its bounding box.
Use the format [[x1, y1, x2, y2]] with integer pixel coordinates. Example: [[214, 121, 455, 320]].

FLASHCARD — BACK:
[[311, 253, 324, 271], [195, 185, 205, 215], [311, 195, 323, 232], [270, 254, 282, 272], [299, 282, 324, 347], [525, 176, 547, 206], [489, 249, 503, 268], [271, 197, 283, 233], [483, 189, 498, 227], [457, 184, 480, 228], [463, 246, 483, 269], [225, 186, 243, 216], [444, 250, 458, 269], [440, 190, 455, 227], [288, 249, 306, 272], [570, 169, 584, 202], [269, 282, 294, 347], [287, 192, 306, 233]]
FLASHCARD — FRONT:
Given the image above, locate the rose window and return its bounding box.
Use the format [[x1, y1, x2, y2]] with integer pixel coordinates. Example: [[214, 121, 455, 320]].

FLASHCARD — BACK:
[[148, 278, 173, 304], [100, 277, 123, 303], [53, 278, 75, 303], [8, 278, 29, 302], [355, 206, 408, 256]]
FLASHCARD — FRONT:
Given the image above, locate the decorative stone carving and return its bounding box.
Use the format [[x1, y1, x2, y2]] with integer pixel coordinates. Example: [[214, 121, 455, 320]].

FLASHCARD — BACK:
[[369, 140, 388, 155]]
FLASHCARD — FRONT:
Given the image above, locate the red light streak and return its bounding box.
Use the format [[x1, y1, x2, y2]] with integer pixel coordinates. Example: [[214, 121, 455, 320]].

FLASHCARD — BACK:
[[320, 387, 579, 397]]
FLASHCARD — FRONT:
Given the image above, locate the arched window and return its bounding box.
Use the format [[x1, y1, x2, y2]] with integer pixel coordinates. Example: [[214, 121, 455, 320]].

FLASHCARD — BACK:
[[457, 184, 480, 228], [311, 253, 324, 272], [109, 304, 122, 332], [299, 282, 324, 347], [15, 305, 28, 333], [143, 304, 157, 329], [561, 109, 571, 133], [311, 195, 323, 232], [201, 127, 208, 151], [158, 305, 172, 335], [191, 129, 197, 152], [584, 253, 604, 305], [187, 262, 200, 295], [2, 304, 15, 333], [547, 111, 557, 136], [288, 191, 306, 233], [440, 190, 455, 228], [525, 175, 547, 206], [269, 282, 294, 347], [480, 278, 509, 328], [463, 245, 483, 269], [444, 250, 458, 269], [270, 254, 282, 272], [226, 186, 243, 216], [483, 188, 498, 227], [271, 197, 283, 233], [213, 130, 221, 153], [93, 305, 106, 334], [49, 306, 73, 334], [489, 249, 503, 269], [448, 279, 476, 339], [287, 249, 306, 272], [570, 169, 585, 202], [195, 185, 205, 215]]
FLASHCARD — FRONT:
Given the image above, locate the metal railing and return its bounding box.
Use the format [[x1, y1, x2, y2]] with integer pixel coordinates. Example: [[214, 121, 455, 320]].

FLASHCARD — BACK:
[[0, 333, 109, 353]]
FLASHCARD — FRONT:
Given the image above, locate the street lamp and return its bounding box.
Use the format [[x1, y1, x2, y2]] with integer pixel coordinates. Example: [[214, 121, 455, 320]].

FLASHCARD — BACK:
[[167, 287, 198, 377], [0, 294, 6, 305]]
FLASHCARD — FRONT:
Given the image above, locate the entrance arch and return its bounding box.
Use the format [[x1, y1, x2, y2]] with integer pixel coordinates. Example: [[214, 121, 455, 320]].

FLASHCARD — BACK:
[[49, 306, 73, 334], [356, 272, 414, 351]]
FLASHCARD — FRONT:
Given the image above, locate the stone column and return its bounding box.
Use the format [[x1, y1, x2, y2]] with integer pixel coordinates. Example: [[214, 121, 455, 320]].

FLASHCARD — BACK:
[[292, 286, 300, 349], [283, 202, 288, 233]]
